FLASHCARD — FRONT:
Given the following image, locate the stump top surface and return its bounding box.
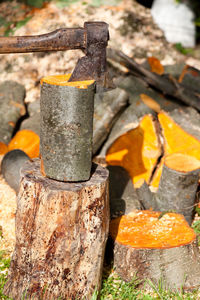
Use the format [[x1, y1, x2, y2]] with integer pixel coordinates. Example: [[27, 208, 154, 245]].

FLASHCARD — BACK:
[[21, 159, 109, 191]]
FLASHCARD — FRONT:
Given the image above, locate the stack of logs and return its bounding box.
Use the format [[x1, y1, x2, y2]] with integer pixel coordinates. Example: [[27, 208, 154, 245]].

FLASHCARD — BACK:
[[1, 49, 200, 296]]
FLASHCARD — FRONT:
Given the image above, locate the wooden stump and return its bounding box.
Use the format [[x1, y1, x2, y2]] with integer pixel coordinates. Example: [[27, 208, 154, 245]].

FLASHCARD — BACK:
[[110, 210, 200, 290], [4, 159, 109, 300]]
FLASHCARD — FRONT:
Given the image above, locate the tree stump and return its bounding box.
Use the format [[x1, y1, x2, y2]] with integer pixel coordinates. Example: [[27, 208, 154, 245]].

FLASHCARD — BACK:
[[110, 210, 200, 290], [4, 159, 109, 300]]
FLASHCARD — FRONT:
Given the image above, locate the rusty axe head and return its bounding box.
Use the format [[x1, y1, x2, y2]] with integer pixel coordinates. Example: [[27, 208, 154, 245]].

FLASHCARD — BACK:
[[69, 22, 113, 91]]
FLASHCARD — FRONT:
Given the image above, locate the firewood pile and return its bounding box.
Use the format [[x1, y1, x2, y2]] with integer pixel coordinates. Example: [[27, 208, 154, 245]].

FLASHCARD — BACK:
[[0, 48, 200, 291]]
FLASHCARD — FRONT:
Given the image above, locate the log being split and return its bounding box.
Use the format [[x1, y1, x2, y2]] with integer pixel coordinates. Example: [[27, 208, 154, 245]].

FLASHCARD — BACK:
[[110, 210, 200, 290], [40, 74, 95, 181], [4, 159, 109, 300], [137, 153, 200, 224]]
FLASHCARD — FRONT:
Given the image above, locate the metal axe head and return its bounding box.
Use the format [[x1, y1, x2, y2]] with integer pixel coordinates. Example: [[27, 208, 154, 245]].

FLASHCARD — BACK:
[[69, 22, 114, 91]]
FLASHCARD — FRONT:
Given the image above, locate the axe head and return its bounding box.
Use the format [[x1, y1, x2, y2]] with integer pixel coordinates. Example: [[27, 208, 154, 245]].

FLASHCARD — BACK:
[[69, 22, 114, 92]]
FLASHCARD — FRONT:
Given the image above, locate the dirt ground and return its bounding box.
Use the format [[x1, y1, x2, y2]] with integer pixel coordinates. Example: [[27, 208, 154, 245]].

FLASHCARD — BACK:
[[0, 0, 200, 253]]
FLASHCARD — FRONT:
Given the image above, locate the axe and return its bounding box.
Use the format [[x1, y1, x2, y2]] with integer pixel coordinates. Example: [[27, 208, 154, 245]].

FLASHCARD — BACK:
[[0, 21, 111, 90]]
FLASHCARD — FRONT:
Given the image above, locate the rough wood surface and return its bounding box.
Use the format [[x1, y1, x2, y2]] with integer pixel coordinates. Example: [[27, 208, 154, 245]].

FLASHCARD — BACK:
[[0, 81, 26, 144], [40, 77, 95, 181], [4, 159, 109, 300], [113, 238, 200, 290], [110, 210, 200, 290]]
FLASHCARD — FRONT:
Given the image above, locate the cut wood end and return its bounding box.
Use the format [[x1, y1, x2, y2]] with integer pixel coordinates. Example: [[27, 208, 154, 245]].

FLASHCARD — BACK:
[[0, 142, 8, 155], [41, 74, 95, 89], [8, 129, 39, 159], [110, 210, 196, 249], [106, 115, 161, 187], [147, 57, 164, 75], [165, 153, 200, 173], [140, 93, 161, 113]]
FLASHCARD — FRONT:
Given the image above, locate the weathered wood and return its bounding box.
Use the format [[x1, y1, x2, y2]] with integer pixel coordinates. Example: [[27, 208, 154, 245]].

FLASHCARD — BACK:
[[4, 159, 109, 300], [179, 65, 200, 93], [0, 81, 26, 144], [93, 88, 128, 154], [110, 210, 200, 290], [40, 75, 95, 181]]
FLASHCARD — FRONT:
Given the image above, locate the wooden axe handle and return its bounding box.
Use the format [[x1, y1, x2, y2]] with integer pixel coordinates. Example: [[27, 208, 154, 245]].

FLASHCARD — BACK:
[[0, 28, 85, 53]]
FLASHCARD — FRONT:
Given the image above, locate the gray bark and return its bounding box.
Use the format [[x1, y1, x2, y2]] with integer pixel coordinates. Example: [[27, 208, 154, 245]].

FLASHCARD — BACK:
[[93, 88, 128, 154], [40, 80, 95, 181], [113, 238, 200, 290], [0, 81, 26, 144], [154, 163, 200, 224], [4, 159, 109, 300]]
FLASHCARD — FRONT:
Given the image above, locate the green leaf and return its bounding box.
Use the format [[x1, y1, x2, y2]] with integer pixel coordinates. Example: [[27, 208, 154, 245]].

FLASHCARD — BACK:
[[15, 16, 32, 30], [55, 0, 80, 8], [27, 0, 44, 8], [91, 0, 121, 7]]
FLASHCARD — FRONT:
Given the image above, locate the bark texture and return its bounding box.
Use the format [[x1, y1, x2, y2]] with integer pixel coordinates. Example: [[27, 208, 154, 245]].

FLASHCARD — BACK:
[[40, 80, 95, 181], [154, 163, 200, 224], [113, 239, 200, 290], [0, 81, 26, 144], [93, 88, 128, 154], [4, 159, 109, 300]]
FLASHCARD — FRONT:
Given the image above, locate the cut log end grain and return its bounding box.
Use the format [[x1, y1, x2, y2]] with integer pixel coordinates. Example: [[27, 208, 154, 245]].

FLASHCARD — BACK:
[[110, 210, 200, 290], [110, 210, 195, 249], [41, 74, 95, 89], [147, 57, 164, 75], [8, 129, 40, 159], [165, 153, 200, 173], [106, 115, 161, 188], [0, 142, 8, 155]]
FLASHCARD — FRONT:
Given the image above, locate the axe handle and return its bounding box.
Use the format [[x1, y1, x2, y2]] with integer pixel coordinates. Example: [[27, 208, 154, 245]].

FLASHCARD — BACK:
[[0, 28, 85, 53]]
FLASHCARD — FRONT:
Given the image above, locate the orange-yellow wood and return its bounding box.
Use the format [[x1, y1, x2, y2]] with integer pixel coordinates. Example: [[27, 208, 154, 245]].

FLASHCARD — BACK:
[[110, 210, 196, 249], [150, 157, 164, 189], [8, 129, 39, 159], [165, 153, 200, 173], [0, 142, 8, 155], [147, 57, 164, 75], [41, 74, 95, 89], [106, 115, 161, 188], [158, 112, 200, 159], [140, 94, 161, 113]]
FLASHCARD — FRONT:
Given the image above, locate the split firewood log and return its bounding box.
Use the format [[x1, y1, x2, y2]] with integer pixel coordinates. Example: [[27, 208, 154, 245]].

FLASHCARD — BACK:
[[110, 210, 200, 290], [150, 110, 200, 189], [107, 48, 200, 110], [0, 81, 26, 145]]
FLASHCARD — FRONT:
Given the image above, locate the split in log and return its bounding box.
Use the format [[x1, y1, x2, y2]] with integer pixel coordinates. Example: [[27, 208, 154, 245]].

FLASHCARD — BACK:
[[40, 74, 95, 181], [4, 158, 109, 300], [8, 129, 40, 159], [137, 153, 200, 224], [106, 114, 161, 188], [0, 81, 26, 144], [110, 210, 200, 290]]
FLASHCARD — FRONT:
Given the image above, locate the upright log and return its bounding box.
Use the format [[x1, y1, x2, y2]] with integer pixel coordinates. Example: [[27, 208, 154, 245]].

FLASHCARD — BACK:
[[4, 159, 109, 299]]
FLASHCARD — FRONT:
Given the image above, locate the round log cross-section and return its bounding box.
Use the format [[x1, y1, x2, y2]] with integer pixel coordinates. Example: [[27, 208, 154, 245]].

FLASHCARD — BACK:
[[4, 159, 109, 300], [40, 74, 95, 182]]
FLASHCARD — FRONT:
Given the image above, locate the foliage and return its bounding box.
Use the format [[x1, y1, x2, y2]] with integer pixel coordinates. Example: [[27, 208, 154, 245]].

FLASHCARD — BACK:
[[0, 251, 12, 300], [175, 43, 193, 55], [4, 16, 32, 37]]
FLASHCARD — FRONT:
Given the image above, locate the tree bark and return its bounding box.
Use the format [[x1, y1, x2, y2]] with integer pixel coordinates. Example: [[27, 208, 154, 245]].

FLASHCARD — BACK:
[[4, 159, 109, 300], [110, 210, 200, 290]]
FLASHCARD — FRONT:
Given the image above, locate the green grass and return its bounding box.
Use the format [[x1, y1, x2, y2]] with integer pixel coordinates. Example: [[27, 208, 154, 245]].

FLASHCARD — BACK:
[[0, 250, 11, 300]]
